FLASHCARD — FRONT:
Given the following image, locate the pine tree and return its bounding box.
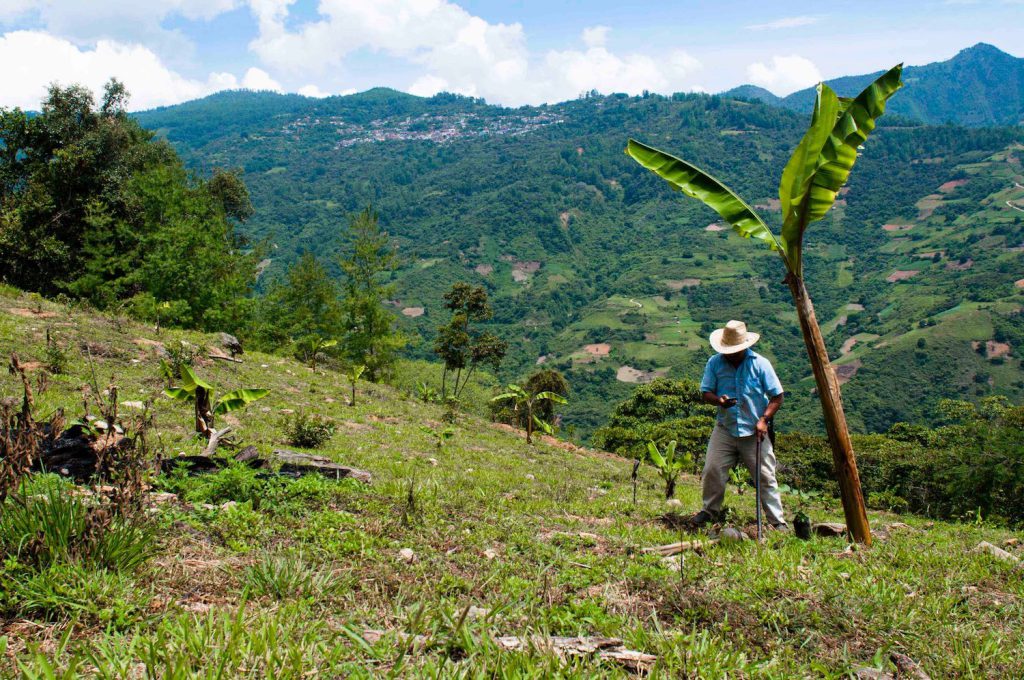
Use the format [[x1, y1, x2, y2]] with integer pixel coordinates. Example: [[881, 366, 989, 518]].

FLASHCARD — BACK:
[[339, 207, 404, 381]]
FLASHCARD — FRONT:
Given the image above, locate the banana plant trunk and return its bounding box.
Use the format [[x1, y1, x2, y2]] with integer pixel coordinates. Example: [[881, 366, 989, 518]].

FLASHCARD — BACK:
[[785, 274, 872, 545]]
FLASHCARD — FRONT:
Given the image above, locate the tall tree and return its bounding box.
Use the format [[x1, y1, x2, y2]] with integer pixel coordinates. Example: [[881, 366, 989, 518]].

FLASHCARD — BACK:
[[258, 252, 344, 350], [434, 282, 508, 399], [626, 65, 904, 544], [338, 207, 404, 381], [0, 79, 256, 332]]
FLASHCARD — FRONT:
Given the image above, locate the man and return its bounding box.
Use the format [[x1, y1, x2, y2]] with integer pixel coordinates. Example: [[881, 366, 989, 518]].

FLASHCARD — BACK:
[[692, 320, 786, 529]]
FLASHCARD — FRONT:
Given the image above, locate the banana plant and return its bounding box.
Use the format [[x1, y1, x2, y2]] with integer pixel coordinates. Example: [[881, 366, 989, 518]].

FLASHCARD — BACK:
[[626, 65, 903, 544], [647, 439, 692, 500], [165, 364, 269, 437], [347, 364, 366, 406], [295, 335, 337, 371], [490, 384, 567, 444]]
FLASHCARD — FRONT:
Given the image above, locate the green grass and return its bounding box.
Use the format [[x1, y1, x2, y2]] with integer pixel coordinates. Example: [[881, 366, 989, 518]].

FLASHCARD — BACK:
[[1, 290, 1022, 677]]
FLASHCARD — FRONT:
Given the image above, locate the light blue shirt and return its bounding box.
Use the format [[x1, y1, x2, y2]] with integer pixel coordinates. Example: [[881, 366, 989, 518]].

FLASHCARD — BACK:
[[700, 349, 784, 437]]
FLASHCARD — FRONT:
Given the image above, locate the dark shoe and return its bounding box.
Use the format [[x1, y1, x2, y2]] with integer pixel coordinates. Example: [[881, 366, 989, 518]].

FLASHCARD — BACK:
[[691, 510, 716, 528]]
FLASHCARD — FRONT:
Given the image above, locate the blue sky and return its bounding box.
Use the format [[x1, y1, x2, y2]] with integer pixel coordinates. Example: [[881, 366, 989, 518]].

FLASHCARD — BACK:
[[0, 0, 1021, 111]]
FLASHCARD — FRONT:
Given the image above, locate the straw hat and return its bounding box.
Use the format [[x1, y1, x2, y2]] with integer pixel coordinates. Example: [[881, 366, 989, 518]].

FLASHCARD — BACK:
[[709, 320, 760, 354]]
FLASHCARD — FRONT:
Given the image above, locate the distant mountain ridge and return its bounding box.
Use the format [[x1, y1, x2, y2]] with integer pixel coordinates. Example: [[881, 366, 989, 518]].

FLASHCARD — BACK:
[[724, 43, 1023, 127]]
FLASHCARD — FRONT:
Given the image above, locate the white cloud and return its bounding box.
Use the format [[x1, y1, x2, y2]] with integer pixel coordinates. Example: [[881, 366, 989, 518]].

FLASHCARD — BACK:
[[298, 84, 329, 97], [248, 3, 702, 105], [240, 66, 282, 91], [581, 25, 609, 48], [0, 30, 272, 110], [746, 54, 822, 95], [0, 0, 242, 62], [745, 15, 820, 31]]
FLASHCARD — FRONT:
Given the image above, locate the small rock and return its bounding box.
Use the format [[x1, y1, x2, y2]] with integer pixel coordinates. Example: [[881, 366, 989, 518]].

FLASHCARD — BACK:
[[1004, 538, 1020, 548], [121, 400, 145, 410], [840, 572, 851, 581], [219, 501, 237, 511], [466, 606, 490, 620], [398, 548, 416, 563], [260, 407, 271, 413], [261, 364, 269, 369], [578, 532, 599, 541], [853, 667, 894, 680], [280, 409, 295, 415], [465, 468, 474, 474], [325, 397, 335, 403], [428, 458, 438, 466], [974, 541, 1020, 564], [662, 554, 684, 571], [812, 522, 848, 538], [525, 473, 535, 480], [483, 549, 497, 560], [720, 527, 748, 542], [148, 492, 177, 504]]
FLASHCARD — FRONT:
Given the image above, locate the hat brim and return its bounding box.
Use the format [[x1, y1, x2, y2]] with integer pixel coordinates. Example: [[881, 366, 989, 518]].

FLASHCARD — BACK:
[[709, 329, 760, 354]]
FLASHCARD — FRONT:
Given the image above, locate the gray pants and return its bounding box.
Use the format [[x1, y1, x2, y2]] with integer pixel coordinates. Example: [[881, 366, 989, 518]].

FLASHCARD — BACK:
[[702, 424, 786, 526]]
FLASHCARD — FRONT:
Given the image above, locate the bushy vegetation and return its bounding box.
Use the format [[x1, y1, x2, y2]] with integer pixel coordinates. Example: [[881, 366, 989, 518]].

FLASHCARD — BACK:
[[282, 411, 337, 449]]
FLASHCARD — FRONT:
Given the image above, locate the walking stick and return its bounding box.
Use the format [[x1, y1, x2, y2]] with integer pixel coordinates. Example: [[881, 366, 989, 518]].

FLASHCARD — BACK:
[[755, 434, 763, 542]]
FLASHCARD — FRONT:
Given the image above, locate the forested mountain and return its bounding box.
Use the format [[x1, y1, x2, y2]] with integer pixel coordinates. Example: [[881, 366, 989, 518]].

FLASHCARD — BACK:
[[135, 67, 1024, 439], [733, 43, 1024, 127]]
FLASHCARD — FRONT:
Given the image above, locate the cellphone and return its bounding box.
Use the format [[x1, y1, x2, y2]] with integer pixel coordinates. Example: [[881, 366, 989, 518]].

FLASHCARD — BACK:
[[721, 397, 737, 407]]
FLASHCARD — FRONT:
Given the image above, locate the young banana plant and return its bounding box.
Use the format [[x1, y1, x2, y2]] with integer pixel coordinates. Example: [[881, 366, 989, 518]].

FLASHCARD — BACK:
[[647, 439, 692, 500], [626, 65, 904, 544], [165, 364, 269, 437], [347, 364, 366, 406], [490, 384, 568, 444]]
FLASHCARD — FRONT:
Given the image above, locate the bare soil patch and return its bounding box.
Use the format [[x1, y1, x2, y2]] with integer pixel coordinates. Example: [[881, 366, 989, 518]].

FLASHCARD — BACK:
[[882, 223, 913, 232], [616, 366, 668, 384], [845, 303, 865, 311], [986, 341, 1011, 359], [938, 179, 968, 193], [6, 308, 59, 319], [705, 223, 727, 232], [665, 278, 701, 291], [474, 264, 493, 276], [754, 198, 781, 212], [835, 360, 862, 385], [946, 259, 973, 271], [583, 343, 610, 357], [401, 307, 425, 318], [886, 270, 919, 283], [1016, 279, 1024, 289], [840, 338, 858, 355]]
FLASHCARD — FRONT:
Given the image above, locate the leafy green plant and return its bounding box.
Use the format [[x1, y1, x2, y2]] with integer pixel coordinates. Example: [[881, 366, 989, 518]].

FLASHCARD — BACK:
[[294, 335, 337, 371], [728, 467, 746, 496], [415, 381, 439, 403], [434, 283, 508, 400], [490, 384, 567, 444], [422, 425, 455, 451], [346, 364, 366, 406], [44, 329, 69, 375], [283, 412, 336, 449], [164, 364, 269, 438], [646, 439, 692, 499], [242, 552, 336, 600], [626, 65, 904, 544]]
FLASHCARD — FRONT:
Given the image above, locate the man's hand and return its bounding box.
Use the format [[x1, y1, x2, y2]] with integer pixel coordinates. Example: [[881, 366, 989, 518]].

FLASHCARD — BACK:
[[718, 394, 737, 408], [755, 417, 769, 441]]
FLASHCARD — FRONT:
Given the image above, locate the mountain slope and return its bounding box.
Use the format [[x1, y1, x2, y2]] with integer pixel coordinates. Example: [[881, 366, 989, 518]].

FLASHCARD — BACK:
[[1, 287, 1023, 677], [754, 43, 1024, 127], [135, 85, 1024, 438]]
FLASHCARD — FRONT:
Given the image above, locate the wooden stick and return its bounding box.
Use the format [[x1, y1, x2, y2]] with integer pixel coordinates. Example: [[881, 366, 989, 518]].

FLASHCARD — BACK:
[[202, 427, 232, 457]]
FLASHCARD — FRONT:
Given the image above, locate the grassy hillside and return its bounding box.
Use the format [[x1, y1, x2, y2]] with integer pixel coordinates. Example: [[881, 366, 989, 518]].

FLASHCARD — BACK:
[[1, 289, 1022, 677], [135, 85, 1024, 438]]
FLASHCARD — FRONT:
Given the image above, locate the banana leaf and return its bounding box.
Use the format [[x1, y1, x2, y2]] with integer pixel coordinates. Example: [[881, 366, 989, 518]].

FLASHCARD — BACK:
[[779, 65, 903, 275], [625, 139, 787, 266], [214, 388, 270, 415]]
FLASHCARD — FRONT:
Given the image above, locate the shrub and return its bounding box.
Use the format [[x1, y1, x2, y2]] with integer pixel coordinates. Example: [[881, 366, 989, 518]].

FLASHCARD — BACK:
[[0, 482, 155, 573], [282, 412, 336, 449]]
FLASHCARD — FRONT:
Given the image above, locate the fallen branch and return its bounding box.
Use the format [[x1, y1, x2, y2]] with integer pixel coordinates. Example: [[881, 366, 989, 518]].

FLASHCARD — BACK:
[[360, 630, 656, 673], [641, 539, 716, 557], [202, 427, 232, 457], [208, 353, 243, 364]]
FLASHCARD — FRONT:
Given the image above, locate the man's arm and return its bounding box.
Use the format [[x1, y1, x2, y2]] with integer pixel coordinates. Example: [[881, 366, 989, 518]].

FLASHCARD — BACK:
[[703, 391, 735, 408], [756, 393, 784, 440]]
